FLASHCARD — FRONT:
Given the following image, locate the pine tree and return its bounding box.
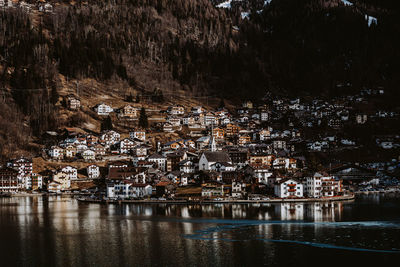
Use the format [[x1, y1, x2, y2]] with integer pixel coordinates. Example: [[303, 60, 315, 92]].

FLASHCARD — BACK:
[[218, 98, 225, 109], [126, 93, 133, 102], [101, 116, 113, 131], [138, 107, 148, 128], [50, 84, 59, 105]]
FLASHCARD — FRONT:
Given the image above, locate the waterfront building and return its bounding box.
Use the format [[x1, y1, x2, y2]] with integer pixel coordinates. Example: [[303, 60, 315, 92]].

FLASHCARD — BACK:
[[106, 181, 152, 199], [0, 167, 19, 192], [274, 178, 304, 198]]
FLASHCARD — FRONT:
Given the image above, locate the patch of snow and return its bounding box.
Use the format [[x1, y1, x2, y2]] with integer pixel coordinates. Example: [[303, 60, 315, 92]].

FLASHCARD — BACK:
[[257, 0, 272, 14], [217, 0, 232, 9], [341, 0, 353, 6], [264, 0, 272, 6], [365, 14, 377, 27], [241, 12, 250, 19]]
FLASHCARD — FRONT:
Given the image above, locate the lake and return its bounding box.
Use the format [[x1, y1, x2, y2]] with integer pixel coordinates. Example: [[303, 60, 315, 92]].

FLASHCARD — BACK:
[[1, 195, 400, 266]]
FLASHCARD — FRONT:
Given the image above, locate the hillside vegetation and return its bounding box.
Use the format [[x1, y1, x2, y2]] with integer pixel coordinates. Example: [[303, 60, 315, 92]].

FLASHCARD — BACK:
[[0, 0, 399, 158]]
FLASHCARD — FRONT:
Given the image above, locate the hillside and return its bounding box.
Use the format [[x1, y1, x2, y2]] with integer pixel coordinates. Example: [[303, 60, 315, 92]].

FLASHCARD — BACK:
[[1, 0, 400, 159]]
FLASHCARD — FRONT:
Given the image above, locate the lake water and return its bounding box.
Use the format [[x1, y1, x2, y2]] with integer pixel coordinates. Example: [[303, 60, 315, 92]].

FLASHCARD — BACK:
[[1, 195, 400, 266]]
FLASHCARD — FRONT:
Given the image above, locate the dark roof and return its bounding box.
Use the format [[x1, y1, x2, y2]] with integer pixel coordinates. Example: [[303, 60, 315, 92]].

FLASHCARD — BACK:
[[275, 178, 301, 184], [108, 167, 137, 179], [202, 151, 231, 163], [148, 153, 165, 159]]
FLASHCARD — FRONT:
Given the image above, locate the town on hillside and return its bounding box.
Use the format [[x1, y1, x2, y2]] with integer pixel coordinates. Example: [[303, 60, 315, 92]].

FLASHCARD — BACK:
[[1, 89, 400, 200]]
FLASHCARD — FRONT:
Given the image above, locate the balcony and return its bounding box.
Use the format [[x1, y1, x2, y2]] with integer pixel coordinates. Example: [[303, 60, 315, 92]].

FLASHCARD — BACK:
[[287, 184, 296, 187], [288, 188, 296, 192]]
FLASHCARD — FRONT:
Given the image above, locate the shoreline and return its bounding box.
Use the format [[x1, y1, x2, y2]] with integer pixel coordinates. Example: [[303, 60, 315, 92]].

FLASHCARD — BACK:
[[75, 194, 356, 204]]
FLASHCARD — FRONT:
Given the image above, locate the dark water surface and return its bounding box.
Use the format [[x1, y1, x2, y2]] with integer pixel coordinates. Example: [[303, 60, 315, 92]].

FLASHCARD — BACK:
[[1, 195, 400, 266]]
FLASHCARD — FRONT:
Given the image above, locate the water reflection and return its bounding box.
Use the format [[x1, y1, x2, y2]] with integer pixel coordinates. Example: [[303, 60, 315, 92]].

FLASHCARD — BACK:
[[0, 195, 399, 266]]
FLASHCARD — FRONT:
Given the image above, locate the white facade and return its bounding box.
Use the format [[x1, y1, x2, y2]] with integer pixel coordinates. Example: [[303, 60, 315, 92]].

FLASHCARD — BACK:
[[273, 140, 286, 150], [82, 149, 96, 161], [49, 146, 64, 159], [261, 111, 269, 121], [101, 130, 121, 146], [209, 162, 235, 172], [48, 182, 62, 193], [148, 154, 167, 171], [10, 158, 33, 187], [24, 173, 43, 190], [61, 166, 78, 180], [231, 181, 246, 198], [274, 179, 304, 198], [179, 160, 195, 173], [305, 175, 322, 198], [191, 106, 205, 114], [120, 138, 135, 154], [204, 113, 217, 126], [107, 182, 152, 199], [87, 165, 100, 179], [254, 168, 273, 184], [199, 152, 232, 171], [304, 173, 342, 198], [129, 130, 146, 141], [95, 103, 113, 115]]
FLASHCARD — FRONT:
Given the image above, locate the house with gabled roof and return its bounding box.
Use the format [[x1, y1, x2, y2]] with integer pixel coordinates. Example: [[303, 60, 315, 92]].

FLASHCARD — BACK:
[[94, 103, 113, 115], [147, 153, 167, 171], [199, 151, 232, 171]]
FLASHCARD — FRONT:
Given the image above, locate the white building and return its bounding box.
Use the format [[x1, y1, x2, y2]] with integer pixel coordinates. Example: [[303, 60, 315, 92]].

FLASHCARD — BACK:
[[191, 106, 205, 114], [148, 153, 167, 171], [120, 138, 135, 154], [273, 140, 286, 150], [304, 173, 343, 198], [101, 130, 121, 147], [231, 181, 246, 198], [209, 162, 235, 172], [95, 103, 114, 115], [254, 168, 273, 185], [182, 116, 196, 126], [82, 149, 96, 161], [179, 160, 195, 173], [8, 157, 33, 187], [261, 111, 269, 121], [199, 151, 232, 171], [61, 166, 78, 180], [304, 173, 323, 198], [25, 173, 43, 190], [48, 181, 62, 193], [204, 112, 217, 126], [87, 165, 100, 179], [106, 181, 152, 199], [134, 146, 148, 157], [274, 178, 303, 198], [53, 172, 71, 190], [129, 129, 146, 141], [49, 146, 64, 160], [167, 105, 185, 115]]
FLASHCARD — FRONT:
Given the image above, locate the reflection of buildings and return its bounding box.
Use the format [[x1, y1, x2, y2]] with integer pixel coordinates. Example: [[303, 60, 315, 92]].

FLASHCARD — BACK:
[[274, 202, 344, 222], [276, 203, 304, 221], [232, 204, 247, 218], [306, 202, 343, 222]]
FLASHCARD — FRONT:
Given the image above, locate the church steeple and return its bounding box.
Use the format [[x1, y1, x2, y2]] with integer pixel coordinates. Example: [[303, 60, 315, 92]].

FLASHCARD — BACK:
[[210, 125, 216, 152], [210, 135, 216, 152]]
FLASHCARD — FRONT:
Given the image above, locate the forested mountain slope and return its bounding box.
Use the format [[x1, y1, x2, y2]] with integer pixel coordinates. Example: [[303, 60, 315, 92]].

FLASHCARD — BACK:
[[0, 0, 399, 158]]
